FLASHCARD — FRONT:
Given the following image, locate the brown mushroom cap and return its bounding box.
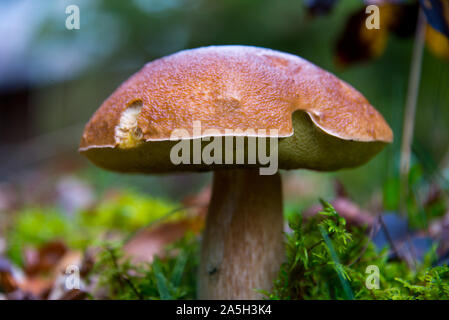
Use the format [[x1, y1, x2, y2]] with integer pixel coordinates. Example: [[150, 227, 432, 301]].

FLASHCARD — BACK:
[[79, 45, 392, 173]]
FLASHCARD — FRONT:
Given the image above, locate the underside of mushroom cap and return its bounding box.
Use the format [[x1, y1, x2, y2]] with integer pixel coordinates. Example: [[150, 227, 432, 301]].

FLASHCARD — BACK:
[[79, 45, 393, 173]]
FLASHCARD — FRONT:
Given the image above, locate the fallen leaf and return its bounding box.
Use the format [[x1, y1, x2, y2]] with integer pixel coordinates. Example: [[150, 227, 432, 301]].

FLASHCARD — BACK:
[[5, 289, 37, 300], [17, 277, 53, 298], [47, 251, 83, 300], [0, 257, 18, 293], [58, 289, 87, 300], [123, 219, 201, 264], [182, 186, 210, 220], [24, 240, 68, 276]]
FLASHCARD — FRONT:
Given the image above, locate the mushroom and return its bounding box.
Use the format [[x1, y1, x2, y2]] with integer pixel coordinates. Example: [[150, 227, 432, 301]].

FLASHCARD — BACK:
[[79, 46, 393, 299]]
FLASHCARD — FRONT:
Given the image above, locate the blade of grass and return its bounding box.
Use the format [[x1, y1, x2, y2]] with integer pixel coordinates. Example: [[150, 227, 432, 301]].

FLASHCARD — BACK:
[[319, 225, 354, 300], [152, 257, 173, 300], [171, 250, 188, 287]]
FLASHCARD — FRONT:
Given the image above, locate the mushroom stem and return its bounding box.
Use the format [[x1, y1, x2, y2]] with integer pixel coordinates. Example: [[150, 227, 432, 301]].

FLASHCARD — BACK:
[[198, 169, 284, 299]]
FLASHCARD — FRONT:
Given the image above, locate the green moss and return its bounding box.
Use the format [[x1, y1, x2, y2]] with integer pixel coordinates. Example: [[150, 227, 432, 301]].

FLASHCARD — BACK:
[[5, 190, 185, 267], [79, 191, 184, 232], [265, 200, 449, 300], [91, 236, 199, 300], [6, 208, 88, 266]]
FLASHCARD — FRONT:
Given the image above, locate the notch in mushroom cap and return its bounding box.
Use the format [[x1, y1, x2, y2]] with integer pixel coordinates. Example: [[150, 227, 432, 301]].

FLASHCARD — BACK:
[[79, 45, 393, 299]]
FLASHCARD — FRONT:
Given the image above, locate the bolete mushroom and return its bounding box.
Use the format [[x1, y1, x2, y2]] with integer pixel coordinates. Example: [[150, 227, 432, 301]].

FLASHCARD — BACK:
[[79, 45, 393, 299]]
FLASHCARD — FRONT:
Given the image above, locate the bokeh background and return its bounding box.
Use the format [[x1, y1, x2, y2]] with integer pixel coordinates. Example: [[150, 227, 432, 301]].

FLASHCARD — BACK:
[[0, 0, 448, 249]]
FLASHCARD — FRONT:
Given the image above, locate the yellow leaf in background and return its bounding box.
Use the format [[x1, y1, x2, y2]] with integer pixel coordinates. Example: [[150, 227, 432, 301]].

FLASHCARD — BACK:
[[358, 26, 389, 61], [336, 3, 414, 67], [426, 24, 449, 60]]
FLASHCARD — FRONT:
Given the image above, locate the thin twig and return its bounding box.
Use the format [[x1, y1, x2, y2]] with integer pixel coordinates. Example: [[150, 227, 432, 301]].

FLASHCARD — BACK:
[[378, 215, 401, 261], [399, 8, 426, 208]]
